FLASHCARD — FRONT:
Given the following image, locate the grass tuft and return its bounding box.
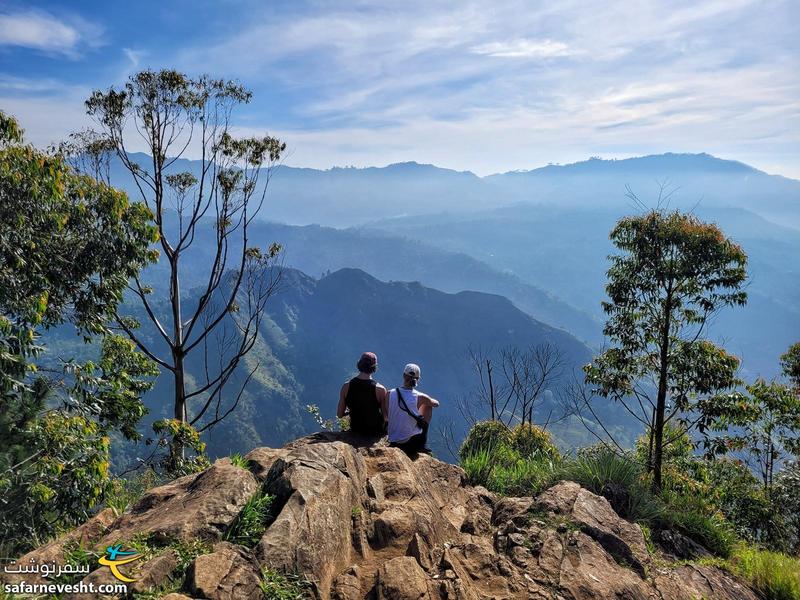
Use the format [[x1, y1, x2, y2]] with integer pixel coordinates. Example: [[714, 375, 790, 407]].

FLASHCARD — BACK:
[[731, 547, 800, 600], [229, 453, 250, 470], [225, 489, 275, 547], [259, 569, 314, 599]]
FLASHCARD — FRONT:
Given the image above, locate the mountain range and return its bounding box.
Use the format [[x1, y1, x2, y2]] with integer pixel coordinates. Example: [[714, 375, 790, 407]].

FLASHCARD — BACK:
[[48, 151, 799, 463]]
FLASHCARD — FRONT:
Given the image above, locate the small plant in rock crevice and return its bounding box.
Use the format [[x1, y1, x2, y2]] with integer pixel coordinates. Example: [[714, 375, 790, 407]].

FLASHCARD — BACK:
[[225, 488, 275, 547], [259, 568, 314, 600]]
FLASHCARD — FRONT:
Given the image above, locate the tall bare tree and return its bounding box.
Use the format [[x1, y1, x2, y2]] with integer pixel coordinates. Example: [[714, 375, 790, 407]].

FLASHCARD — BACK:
[[72, 70, 285, 442]]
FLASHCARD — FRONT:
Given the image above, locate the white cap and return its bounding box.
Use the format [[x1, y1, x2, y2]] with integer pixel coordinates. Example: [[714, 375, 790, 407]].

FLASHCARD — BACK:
[[403, 363, 421, 378]]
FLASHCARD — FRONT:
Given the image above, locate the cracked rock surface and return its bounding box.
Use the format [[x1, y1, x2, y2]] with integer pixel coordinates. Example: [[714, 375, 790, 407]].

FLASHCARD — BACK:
[[2, 432, 758, 599]]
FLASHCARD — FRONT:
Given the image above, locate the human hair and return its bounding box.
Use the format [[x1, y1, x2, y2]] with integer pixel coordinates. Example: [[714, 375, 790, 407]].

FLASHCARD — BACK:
[[357, 358, 377, 374]]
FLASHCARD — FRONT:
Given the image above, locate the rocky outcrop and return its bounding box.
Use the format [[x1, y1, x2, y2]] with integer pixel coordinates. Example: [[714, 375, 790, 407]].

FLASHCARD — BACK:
[[2, 432, 758, 600]]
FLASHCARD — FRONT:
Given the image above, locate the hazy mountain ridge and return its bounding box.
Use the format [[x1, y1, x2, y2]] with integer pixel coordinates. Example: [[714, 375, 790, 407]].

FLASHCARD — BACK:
[[112, 151, 800, 228]]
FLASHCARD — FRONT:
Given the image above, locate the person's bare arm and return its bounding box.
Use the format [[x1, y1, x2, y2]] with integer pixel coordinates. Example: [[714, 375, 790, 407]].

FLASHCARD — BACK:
[[337, 382, 349, 418], [377, 384, 389, 423], [418, 393, 440, 409]]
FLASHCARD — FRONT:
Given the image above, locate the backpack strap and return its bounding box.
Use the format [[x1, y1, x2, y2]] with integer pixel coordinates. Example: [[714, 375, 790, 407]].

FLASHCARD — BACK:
[[395, 388, 427, 430]]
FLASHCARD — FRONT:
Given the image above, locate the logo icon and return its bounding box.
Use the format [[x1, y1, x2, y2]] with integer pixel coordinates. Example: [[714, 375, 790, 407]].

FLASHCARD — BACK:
[[98, 544, 141, 583]]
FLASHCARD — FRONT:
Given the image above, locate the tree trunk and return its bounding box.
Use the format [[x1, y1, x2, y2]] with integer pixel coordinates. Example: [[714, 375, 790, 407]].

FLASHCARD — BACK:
[[653, 291, 673, 492], [487, 360, 495, 420]]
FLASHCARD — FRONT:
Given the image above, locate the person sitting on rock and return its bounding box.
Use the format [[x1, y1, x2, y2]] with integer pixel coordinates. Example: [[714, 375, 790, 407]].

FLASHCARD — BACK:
[[387, 363, 439, 455], [337, 351, 388, 437]]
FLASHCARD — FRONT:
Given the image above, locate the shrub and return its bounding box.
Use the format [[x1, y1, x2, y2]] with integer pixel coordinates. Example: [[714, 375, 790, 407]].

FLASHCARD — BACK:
[[561, 447, 641, 492], [509, 423, 559, 460], [459, 420, 511, 461], [461, 446, 495, 489], [774, 460, 800, 554], [732, 547, 800, 600]]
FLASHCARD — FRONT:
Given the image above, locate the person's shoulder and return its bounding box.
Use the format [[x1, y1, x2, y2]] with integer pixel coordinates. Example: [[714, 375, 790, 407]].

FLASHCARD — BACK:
[[375, 382, 388, 391]]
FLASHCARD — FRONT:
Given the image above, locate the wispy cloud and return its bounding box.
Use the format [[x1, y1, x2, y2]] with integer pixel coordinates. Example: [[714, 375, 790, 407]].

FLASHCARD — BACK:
[[2, 0, 798, 178], [0, 8, 103, 57], [470, 39, 571, 58]]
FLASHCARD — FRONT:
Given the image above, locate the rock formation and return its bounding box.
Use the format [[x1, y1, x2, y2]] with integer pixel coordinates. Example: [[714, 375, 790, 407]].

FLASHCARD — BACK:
[[2, 432, 758, 599]]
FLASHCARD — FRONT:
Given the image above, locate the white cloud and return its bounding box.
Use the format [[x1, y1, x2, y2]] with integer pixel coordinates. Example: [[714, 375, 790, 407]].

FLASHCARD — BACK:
[[3, 0, 798, 179], [470, 39, 572, 58], [0, 9, 103, 57]]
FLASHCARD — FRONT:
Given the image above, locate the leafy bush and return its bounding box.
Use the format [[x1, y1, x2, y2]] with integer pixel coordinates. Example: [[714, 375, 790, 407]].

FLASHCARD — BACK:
[[724, 547, 800, 600], [150, 419, 211, 478], [225, 489, 275, 547], [459, 420, 511, 461], [509, 423, 559, 460]]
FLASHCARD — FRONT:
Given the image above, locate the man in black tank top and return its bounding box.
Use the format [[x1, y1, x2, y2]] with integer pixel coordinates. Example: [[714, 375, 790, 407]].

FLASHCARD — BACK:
[[337, 352, 388, 437]]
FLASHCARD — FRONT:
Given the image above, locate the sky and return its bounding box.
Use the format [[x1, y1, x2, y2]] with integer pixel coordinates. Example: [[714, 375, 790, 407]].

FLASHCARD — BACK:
[[0, 0, 798, 177]]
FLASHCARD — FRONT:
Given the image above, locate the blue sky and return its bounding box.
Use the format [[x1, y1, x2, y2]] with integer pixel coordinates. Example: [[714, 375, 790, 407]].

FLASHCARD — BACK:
[[1, 0, 798, 177]]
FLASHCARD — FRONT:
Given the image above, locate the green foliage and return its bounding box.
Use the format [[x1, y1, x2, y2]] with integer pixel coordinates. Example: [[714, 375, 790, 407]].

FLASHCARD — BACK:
[[225, 489, 275, 547], [229, 453, 250, 469], [508, 423, 559, 460], [725, 547, 800, 600], [150, 419, 210, 477], [634, 422, 693, 468], [773, 461, 800, 554], [560, 448, 663, 523], [64, 334, 159, 441], [704, 379, 800, 493], [56, 539, 102, 585], [658, 493, 737, 558], [306, 403, 349, 432], [586, 209, 747, 490], [0, 112, 157, 335], [459, 420, 511, 461], [0, 111, 157, 555], [259, 569, 314, 600], [461, 442, 559, 497], [0, 412, 110, 552], [781, 342, 800, 392], [104, 469, 163, 516]]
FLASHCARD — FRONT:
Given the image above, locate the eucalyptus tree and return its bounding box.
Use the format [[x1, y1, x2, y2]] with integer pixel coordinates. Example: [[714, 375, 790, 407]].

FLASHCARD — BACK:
[[585, 209, 748, 491], [76, 70, 286, 441]]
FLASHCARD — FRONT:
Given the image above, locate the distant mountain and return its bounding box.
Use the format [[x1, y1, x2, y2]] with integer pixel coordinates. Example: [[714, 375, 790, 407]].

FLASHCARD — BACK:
[[110, 154, 497, 227], [101, 151, 798, 378], [141, 218, 600, 345], [485, 153, 800, 228], [109, 152, 800, 229], [52, 266, 607, 464], [369, 204, 800, 379], [203, 267, 602, 459]]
